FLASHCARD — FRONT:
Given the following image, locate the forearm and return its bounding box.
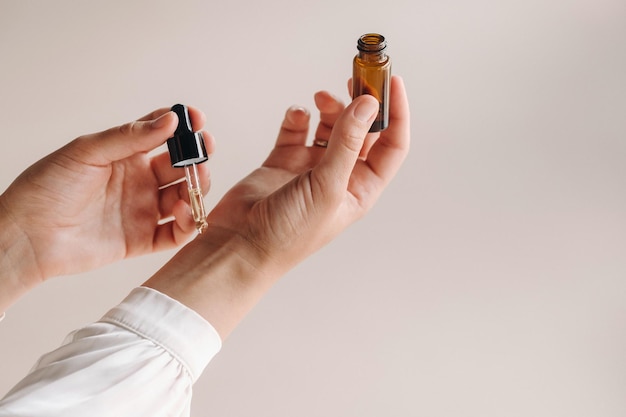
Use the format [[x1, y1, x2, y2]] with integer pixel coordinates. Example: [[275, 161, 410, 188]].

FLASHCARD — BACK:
[[143, 226, 280, 340], [0, 199, 42, 313]]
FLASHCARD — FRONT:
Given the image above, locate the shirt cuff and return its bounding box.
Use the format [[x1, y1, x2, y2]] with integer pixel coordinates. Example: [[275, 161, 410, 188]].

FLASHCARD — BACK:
[[99, 286, 222, 383]]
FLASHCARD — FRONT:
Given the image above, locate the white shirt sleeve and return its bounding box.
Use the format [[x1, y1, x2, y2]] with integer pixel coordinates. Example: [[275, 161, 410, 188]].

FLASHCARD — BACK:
[[0, 286, 222, 417]]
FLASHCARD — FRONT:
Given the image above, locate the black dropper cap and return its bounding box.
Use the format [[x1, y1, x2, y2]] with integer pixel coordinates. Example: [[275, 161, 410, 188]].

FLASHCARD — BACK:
[[166, 104, 208, 167]]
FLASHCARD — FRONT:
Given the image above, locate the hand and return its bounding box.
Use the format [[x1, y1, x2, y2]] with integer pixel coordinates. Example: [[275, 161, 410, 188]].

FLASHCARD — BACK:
[[144, 76, 409, 338], [205, 75, 410, 276], [0, 107, 214, 282], [144, 77, 410, 338]]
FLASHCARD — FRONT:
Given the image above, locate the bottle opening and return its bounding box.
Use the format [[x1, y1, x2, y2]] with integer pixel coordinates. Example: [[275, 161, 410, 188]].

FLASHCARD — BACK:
[[357, 33, 386, 52]]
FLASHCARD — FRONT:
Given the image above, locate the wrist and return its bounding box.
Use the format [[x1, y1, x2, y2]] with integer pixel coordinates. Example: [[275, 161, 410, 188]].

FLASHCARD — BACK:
[[0, 195, 44, 312], [142, 225, 281, 340]]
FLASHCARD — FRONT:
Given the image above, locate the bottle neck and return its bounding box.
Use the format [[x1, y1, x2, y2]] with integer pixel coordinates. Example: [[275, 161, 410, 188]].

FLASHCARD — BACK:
[[356, 33, 388, 63], [357, 49, 387, 63]]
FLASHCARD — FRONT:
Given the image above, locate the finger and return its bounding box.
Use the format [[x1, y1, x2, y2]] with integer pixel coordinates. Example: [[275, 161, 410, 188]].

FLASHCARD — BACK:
[[344, 78, 380, 159], [151, 152, 185, 187], [313, 91, 345, 143], [172, 199, 197, 236], [362, 76, 411, 183], [151, 130, 215, 187], [312, 95, 379, 193], [76, 110, 179, 166], [275, 106, 311, 147], [359, 132, 380, 160], [78, 105, 209, 166], [159, 180, 186, 218], [138, 105, 207, 132], [153, 200, 197, 251], [136, 107, 171, 122], [181, 105, 207, 132], [158, 169, 211, 218]]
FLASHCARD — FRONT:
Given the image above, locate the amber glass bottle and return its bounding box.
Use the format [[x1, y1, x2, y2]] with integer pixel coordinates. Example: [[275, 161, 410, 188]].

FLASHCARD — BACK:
[[353, 33, 391, 132]]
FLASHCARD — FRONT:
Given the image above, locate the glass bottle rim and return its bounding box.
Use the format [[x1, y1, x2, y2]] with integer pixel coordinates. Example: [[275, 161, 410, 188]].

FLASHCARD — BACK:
[[357, 33, 387, 52]]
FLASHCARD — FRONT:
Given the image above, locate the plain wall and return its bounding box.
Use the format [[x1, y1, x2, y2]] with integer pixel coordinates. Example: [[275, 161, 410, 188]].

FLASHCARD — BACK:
[[1, 0, 625, 415]]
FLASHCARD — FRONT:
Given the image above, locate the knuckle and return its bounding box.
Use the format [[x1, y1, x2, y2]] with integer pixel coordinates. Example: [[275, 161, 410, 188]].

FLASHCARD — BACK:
[[311, 169, 343, 207], [117, 121, 139, 137], [338, 126, 365, 153]]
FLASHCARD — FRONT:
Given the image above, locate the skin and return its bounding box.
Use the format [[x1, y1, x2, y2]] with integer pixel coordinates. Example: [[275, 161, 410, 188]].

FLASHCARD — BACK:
[[0, 76, 410, 341], [144, 76, 410, 339], [0, 106, 213, 312]]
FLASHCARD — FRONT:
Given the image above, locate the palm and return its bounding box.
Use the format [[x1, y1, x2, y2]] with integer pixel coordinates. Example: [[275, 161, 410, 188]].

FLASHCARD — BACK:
[[0, 107, 211, 279], [49, 153, 162, 258], [206, 99, 367, 266], [207, 145, 323, 242], [205, 79, 409, 271], [3, 150, 164, 276]]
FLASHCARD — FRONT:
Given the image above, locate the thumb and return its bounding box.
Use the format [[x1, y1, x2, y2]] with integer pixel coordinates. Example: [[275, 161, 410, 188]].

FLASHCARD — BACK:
[[313, 95, 379, 191], [76, 111, 178, 165]]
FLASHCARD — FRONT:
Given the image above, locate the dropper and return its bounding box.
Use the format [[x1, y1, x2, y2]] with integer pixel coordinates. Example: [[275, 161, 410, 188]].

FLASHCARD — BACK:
[[166, 104, 209, 234]]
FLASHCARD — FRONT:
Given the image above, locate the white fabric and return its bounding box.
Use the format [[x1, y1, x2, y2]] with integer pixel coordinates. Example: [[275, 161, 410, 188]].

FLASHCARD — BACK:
[[0, 286, 222, 417]]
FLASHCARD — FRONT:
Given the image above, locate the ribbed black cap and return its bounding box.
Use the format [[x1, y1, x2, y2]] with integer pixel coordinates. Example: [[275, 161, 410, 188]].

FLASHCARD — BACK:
[[166, 104, 208, 167]]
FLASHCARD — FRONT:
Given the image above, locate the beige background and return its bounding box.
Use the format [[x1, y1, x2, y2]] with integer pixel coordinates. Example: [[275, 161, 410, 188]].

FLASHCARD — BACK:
[[1, 0, 625, 416]]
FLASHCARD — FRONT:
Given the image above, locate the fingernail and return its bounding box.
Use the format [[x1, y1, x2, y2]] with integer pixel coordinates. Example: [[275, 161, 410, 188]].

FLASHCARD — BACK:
[[151, 111, 174, 129], [354, 98, 379, 122], [286, 106, 310, 123]]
